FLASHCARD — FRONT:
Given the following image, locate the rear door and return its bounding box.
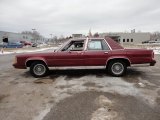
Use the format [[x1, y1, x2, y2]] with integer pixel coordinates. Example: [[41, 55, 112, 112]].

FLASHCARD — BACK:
[[84, 39, 111, 66]]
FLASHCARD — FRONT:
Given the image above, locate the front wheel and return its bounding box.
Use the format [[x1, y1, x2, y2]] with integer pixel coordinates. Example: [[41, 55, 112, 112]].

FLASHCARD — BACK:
[[30, 62, 49, 77], [107, 60, 126, 77]]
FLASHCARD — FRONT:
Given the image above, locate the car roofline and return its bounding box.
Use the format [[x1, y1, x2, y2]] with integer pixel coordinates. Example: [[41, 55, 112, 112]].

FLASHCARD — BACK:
[[57, 37, 110, 51], [70, 37, 105, 41]]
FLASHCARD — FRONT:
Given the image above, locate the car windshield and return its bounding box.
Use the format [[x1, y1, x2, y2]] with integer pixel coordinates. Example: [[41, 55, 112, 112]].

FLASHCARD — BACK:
[[55, 40, 70, 52]]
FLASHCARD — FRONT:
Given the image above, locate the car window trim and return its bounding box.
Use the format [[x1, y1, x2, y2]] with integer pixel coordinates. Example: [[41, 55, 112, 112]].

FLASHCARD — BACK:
[[86, 38, 111, 51], [104, 38, 112, 50]]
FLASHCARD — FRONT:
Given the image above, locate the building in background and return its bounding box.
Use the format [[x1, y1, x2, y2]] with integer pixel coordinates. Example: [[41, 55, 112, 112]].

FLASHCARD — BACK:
[[0, 31, 33, 43], [99, 31, 150, 45], [0, 30, 152, 45], [72, 34, 83, 38], [0, 31, 47, 44]]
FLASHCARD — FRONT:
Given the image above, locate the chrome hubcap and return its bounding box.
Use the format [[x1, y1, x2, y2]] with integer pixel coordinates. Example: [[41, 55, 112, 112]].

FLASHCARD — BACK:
[[111, 62, 124, 75], [33, 64, 46, 76]]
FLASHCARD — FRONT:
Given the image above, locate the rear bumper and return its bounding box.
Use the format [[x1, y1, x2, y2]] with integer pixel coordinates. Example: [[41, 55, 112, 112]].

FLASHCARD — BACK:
[[13, 63, 26, 69], [150, 59, 156, 66], [130, 59, 156, 67]]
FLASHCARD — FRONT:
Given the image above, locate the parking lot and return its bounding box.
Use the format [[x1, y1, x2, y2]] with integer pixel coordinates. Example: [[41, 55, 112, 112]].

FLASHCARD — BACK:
[[0, 52, 160, 120]]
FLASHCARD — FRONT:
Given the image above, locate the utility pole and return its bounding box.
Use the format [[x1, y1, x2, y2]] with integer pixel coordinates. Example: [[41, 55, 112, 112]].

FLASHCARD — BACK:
[[50, 34, 53, 42], [32, 29, 36, 43]]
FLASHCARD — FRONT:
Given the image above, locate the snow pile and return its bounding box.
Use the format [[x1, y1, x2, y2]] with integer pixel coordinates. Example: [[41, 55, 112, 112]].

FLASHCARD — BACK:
[[0, 47, 58, 55], [154, 49, 160, 54], [147, 47, 160, 54], [0, 51, 14, 55], [15, 47, 58, 53]]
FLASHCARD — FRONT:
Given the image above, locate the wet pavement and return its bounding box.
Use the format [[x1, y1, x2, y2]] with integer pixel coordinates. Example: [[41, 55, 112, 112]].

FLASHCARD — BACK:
[[43, 91, 160, 120], [0, 53, 160, 120]]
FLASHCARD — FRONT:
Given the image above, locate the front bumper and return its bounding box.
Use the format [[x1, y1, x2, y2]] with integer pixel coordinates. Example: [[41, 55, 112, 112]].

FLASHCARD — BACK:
[[13, 63, 26, 69]]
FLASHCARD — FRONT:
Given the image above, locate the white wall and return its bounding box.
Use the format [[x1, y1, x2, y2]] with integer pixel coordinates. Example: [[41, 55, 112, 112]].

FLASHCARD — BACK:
[[119, 33, 150, 45], [0, 31, 33, 43], [99, 32, 150, 45]]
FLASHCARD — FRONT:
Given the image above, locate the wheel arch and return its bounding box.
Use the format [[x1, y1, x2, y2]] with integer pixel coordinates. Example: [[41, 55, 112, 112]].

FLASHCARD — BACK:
[[106, 57, 131, 67], [25, 58, 47, 67]]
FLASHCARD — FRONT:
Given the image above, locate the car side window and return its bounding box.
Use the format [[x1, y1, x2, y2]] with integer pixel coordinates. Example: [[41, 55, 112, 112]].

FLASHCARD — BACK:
[[88, 41, 102, 50], [62, 40, 84, 51], [87, 39, 110, 50], [101, 40, 110, 50]]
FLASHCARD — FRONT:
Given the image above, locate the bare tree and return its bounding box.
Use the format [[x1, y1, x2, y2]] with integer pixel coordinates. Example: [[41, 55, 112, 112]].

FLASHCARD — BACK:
[[150, 31, 160, 41], [21, 31, 43, 43], [93, 32, 99, 37]]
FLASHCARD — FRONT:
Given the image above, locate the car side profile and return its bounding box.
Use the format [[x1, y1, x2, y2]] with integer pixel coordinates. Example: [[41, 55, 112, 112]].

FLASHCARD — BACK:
[[13, 37, 156, 77], [2, 42, 23, 48]]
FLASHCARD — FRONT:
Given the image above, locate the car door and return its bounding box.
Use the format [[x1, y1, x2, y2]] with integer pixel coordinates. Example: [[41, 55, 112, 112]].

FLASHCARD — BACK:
[[84, 39, 111, 66], [52, 40, 85, 66]]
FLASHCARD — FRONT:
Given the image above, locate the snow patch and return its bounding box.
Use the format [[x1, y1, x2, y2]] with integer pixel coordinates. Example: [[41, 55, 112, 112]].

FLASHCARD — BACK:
[[154, 50, 160, 54], [33, 107, 51, 120], [0, 47, 58, 55], [147, 47, 160, 54], [92, 95, 117, 120]]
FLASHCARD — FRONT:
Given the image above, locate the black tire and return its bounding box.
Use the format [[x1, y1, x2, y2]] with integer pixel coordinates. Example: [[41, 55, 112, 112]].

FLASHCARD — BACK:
[[107, 60, 127, 77], [30, 61, 49, 78]]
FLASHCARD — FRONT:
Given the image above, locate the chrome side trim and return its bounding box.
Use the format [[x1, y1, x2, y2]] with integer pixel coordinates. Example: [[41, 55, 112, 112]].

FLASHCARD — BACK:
[[130, 63, 151, 67], [111, 49, 125, 51], [48, 66, 106, 70]]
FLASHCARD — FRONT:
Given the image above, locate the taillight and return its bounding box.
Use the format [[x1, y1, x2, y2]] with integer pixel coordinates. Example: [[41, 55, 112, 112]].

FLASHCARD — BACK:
[[152, 51, 154, 58]]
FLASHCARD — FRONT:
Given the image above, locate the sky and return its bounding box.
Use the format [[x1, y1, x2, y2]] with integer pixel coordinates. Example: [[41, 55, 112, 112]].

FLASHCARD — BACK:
[[0, 0, 160, 37]]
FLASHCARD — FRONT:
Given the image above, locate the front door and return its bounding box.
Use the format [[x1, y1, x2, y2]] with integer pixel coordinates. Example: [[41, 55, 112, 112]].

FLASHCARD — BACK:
[[52, 40, 85, 66]]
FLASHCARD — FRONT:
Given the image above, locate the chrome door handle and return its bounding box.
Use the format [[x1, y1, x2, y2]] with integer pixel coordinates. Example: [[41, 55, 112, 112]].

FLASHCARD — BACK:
[[104, 52, 108, 54]]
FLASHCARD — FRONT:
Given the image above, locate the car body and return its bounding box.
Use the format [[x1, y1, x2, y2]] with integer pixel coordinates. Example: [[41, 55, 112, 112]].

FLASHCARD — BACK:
[[2, 42, 23, 48], [13, 37, 156, 77], [20, 41, 32, 46], [31, 43, 38, 47]]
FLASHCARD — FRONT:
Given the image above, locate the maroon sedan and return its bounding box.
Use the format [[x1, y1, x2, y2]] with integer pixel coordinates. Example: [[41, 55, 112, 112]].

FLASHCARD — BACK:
[[13, 37, 156, 77]]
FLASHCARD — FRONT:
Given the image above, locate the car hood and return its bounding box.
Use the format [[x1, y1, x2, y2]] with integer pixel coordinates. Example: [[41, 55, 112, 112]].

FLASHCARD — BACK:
[[16, 52, 55, 58]]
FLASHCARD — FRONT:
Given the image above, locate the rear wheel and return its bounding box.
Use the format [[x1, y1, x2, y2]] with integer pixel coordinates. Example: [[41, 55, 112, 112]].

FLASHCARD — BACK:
[[30, 62, 48, 77], [107, 60, 126, 77]]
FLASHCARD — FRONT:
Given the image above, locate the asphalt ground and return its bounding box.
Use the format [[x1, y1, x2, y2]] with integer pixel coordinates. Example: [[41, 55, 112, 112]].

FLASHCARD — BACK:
[[0, 52, 160, 120]]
